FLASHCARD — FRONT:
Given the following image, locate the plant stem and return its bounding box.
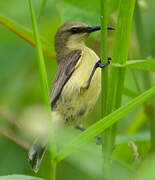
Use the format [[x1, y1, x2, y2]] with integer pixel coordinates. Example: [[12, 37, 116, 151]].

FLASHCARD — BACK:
[[100, 0, 108, 117], [100, 0, 109, 176], [102, 0, 136, 175], [51, 162, 57, 180], [28, 0, 57, 179]]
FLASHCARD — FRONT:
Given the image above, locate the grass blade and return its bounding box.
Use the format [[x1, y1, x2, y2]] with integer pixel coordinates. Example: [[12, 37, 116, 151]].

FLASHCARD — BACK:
[[100, 0, 109, 117], [100, 0, 109, 168], [28, 0, 56, 179], [56, 85, 155, 162], [103, 0, 136, 171]]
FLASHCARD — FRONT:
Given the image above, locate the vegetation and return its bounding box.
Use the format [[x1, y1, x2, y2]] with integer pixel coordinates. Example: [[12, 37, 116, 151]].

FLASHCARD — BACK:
[[0, 0, 155, 180]]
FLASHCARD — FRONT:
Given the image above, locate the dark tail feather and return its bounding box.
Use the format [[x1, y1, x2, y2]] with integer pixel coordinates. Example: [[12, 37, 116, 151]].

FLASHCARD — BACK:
[[28, 138, 47, 173]]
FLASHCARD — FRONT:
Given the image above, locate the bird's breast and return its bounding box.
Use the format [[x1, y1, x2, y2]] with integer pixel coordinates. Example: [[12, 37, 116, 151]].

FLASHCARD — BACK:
[[61, 47, 101, 115]]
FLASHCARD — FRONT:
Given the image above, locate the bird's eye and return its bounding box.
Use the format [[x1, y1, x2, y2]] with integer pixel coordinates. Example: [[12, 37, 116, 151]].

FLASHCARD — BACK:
[[70, 27, 80, 34]]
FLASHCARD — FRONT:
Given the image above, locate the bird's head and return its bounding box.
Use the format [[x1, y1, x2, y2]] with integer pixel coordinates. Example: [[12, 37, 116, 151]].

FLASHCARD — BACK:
[[54, 22, 114, 60]]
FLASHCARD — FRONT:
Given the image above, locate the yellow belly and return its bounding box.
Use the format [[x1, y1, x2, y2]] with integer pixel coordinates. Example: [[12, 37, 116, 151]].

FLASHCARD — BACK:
[[57, 47, 101, 125]]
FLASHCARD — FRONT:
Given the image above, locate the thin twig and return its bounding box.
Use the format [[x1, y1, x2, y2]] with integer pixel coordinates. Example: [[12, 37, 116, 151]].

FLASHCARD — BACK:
[[0, 107, 21, 129], [0, 125, 30, 150]]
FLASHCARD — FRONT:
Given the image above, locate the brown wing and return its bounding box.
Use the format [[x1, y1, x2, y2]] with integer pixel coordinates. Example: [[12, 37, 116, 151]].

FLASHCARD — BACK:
[[50, 50, 82, 108]]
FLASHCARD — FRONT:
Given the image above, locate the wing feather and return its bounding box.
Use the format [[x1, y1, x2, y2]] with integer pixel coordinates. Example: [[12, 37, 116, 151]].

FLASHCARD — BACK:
[[50, 50, 82, 108]]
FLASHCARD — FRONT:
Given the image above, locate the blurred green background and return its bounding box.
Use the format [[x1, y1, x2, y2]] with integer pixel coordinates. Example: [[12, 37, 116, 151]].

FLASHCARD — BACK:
[[0, 0, 155, 180]]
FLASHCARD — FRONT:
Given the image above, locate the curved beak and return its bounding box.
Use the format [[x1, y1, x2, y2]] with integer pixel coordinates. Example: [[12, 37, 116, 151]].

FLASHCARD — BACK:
[[87, 25, 115, 33], [87, 25, 101, 33]]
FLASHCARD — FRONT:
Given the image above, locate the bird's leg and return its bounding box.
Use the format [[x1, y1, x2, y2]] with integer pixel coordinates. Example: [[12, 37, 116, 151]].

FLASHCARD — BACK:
[[86, 57, 111, 89], [75, 125, 102, 145], [76, 126, 116, 147]]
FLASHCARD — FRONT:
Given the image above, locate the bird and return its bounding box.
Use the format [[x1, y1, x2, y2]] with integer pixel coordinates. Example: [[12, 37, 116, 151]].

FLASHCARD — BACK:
[[28, 21, 114, 172]]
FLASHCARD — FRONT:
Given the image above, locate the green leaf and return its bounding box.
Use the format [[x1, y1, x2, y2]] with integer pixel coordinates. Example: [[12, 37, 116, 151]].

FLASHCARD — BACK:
[[56, 85, 155, 162], [0, 175, 44, 180], [0, 15, 55, 58]]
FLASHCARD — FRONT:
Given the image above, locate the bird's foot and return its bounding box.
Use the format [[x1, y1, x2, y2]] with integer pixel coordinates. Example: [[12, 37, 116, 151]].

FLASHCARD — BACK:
[[86, 57, 111, 89], [96, 56, 111, 68], [76, 126, 103, 145]]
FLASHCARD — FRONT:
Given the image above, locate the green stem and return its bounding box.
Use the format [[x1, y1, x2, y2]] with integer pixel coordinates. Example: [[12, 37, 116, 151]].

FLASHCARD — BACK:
[[28, 0, 57, 179], [102, 0, 136, 174], [100, 0, 109, 176], [51, 162, 57, 180], [100, 0, 108, 117], [28, 0, 50, 120]]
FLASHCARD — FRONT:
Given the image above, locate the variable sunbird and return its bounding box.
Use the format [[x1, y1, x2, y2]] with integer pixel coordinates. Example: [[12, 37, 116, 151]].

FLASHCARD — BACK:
[[28, 22, 114, 172]]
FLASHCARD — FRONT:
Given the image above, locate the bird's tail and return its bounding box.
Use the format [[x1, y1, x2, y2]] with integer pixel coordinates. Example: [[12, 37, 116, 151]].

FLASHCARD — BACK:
[[28, 138, 47, 173]]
